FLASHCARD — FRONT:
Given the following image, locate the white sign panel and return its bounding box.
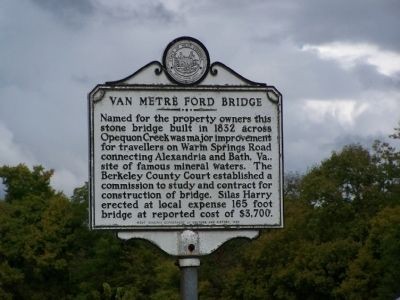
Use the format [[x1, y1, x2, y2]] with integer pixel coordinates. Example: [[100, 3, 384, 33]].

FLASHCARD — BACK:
[[89, 37, 283, 230]]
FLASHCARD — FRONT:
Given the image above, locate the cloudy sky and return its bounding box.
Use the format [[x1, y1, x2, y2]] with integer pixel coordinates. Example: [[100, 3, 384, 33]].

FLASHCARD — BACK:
[[1, 0, 399, 195]]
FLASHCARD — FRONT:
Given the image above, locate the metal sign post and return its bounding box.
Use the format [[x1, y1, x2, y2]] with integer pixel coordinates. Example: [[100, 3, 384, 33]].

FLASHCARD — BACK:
[[89, 36, 283, 299], [118, 230, 259, 299], [179, 258, 200, 300]]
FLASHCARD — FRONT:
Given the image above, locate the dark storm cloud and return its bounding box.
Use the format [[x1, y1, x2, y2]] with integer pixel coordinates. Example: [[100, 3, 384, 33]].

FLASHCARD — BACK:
[[289, 0, 400, 51], [351, 64, 400, 90], [31, 0, 94, 14], [99, 2, 176, 24], [29, 0, 177, 26], [30, 0, 94, 26], [199, 0, 400, 52]]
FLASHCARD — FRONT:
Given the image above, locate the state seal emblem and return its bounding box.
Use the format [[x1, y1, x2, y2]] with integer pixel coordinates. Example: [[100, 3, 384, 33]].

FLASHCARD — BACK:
[[163, 37, 210, 85]]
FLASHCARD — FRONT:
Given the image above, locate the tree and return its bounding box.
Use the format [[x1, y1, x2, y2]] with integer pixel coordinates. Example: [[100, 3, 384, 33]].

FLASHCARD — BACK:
[[338, 206, 400, 299], [0, 164, 53, 203], [0, 164, 73, 298], [206, 140, 400, 299]]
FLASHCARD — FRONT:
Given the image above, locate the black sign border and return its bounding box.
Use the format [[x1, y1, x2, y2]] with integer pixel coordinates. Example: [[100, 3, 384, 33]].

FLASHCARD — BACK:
[[88, 84, 283, 231]]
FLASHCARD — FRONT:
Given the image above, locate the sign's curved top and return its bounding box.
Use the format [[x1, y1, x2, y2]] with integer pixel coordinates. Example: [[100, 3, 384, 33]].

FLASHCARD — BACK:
[[104, 36, 269, 88]]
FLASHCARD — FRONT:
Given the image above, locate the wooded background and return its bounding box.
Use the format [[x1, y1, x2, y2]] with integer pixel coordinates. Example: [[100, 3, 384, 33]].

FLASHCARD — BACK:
[[1, 127, 399, 299]]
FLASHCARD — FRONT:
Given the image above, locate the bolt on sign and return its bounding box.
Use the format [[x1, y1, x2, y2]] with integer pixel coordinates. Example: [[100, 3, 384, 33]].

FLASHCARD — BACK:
[[89, 37, 283, 231]]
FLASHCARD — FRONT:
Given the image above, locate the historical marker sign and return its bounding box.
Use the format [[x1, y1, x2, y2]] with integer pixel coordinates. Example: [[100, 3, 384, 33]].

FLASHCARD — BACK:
[[89, 37, 283, 230]]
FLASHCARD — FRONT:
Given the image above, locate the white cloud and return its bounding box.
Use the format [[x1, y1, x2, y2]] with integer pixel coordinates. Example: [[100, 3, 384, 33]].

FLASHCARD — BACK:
[[284, 91, 400, 173], [0, 121, 85, 196], [302, 42, 400, 77], [302, 99, 369, 127], [0, 122, 37, 167], [299, 91, 400, 134], [51, 169, 84, 196]]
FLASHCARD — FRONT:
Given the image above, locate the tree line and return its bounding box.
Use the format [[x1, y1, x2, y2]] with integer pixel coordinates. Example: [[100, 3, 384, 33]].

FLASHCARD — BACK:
[[0, 128, 399, 299]]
